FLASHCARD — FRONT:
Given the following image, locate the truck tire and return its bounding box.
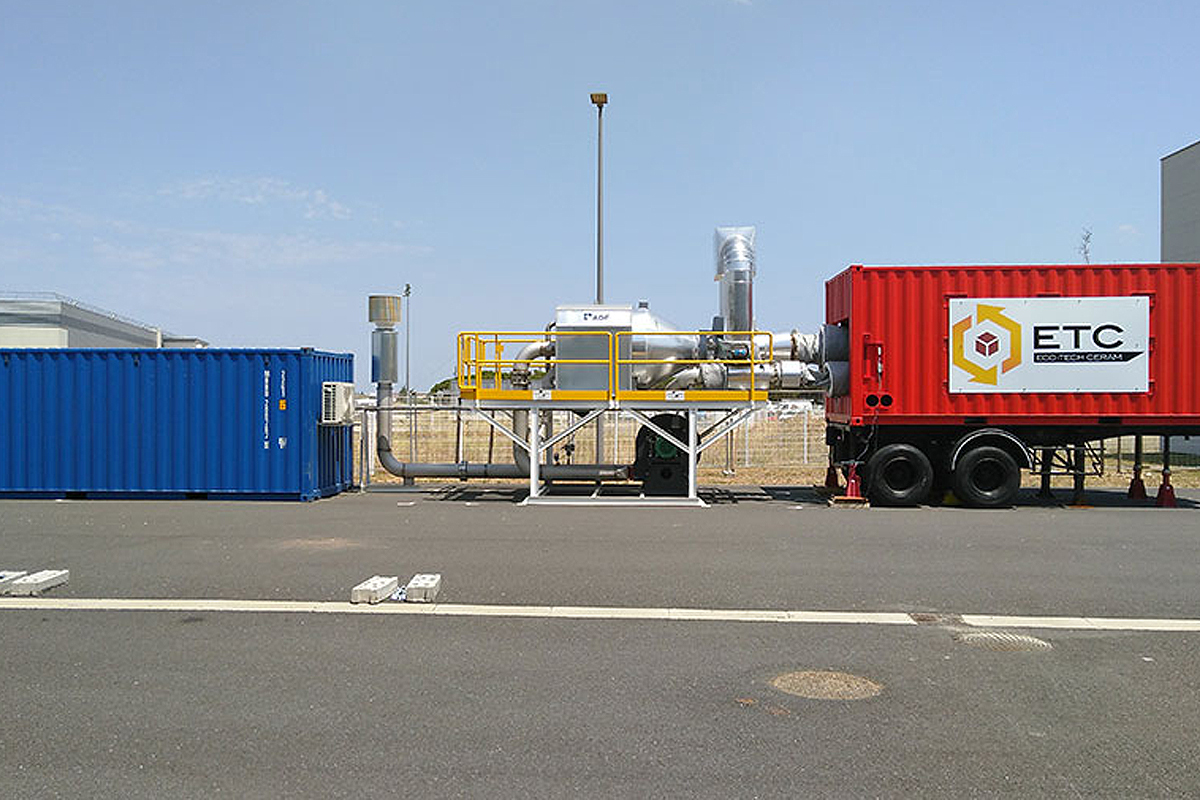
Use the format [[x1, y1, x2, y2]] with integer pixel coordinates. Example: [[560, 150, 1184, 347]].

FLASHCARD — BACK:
[[953, 446, 1020, 508], [866, 443, 934, 506]]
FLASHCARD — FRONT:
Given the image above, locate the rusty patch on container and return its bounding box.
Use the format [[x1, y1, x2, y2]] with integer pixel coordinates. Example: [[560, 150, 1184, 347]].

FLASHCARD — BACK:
[[272, 537, 365, 551], [769, 670, 883, 700], [954, 631, 1052, 652]]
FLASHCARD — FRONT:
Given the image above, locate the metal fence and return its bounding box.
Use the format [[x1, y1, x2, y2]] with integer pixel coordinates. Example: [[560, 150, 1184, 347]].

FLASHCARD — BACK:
[[355, 400, 829, 482], [1109, 435, 1200, 471], [353, 403, 1200, 484]]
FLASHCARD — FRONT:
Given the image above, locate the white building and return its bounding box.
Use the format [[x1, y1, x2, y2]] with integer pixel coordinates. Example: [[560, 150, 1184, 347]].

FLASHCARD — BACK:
[[0, 293, 206, 348]]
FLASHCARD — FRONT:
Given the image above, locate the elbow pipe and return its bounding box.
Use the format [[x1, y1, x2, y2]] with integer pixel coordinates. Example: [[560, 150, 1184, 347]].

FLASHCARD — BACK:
[[511, 408, 629, 480], [376, 433, 627, 481], [665, 367, 701, 390], [373, 366, 628, 482], [376, 435, 527, 478], [511, 339, 555, 387], [374, 413, 627, 481]]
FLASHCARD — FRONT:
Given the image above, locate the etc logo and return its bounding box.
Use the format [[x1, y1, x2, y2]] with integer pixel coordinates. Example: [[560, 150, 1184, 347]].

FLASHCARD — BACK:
[[951, 304, 1022, 385]]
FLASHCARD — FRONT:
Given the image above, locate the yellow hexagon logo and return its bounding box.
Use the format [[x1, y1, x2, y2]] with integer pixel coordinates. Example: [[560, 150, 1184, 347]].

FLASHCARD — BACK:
[[951, 304, 1022, 385]]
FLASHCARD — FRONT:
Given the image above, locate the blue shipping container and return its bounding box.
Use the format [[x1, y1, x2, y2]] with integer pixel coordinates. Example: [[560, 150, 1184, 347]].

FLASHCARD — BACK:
[[0, 348, 354, 500]]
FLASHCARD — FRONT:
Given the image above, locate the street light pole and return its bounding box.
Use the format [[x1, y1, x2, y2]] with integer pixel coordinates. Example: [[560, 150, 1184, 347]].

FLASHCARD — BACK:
[[591, 92, 606, 305], [404, 283, 414, 486], [590, 92, 608, 465]]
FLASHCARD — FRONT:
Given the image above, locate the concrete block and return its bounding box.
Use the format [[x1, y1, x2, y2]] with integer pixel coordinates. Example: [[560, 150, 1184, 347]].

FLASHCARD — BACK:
[[405, 573, 442, 603], [350, 575, 399, 605], [4, 569, 69, 596], [0, 570, 28, 588]]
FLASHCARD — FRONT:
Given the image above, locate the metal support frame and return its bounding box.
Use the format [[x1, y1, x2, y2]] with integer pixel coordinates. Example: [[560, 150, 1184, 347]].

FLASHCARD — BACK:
[[688, 409, 698, 500], [696, 408, 756, 455], [529, 411, 541, 498], [540, 407, 607, 454], [1029, 442, 1105, 477], [472, 408, 530, 453], [455, 398, 764, 507]]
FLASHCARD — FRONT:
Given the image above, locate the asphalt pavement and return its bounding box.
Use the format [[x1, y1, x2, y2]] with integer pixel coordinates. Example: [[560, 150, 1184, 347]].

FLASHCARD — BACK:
[[2, 485, 1198, 797]]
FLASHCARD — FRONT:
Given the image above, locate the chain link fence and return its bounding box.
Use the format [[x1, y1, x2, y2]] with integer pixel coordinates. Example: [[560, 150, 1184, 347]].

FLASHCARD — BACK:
[[353, 401, 1200, 486], [1108, 435, 1200, 472], [355, 400, 829, 483]]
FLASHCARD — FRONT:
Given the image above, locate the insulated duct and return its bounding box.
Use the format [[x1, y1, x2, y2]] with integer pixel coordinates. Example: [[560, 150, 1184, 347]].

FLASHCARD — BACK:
[[714, 226, 755, 335], [767, 329, 820, 363], [663, 360, 827, 391]]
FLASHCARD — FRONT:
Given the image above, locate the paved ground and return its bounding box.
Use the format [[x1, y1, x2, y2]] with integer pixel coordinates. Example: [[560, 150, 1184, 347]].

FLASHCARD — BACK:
[[2, 485, 1199, 797]]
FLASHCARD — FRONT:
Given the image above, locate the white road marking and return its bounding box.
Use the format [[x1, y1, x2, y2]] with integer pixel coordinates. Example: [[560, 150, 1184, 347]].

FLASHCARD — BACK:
[[962, 614, 1200, 632], [0, 597, 1198, 632]]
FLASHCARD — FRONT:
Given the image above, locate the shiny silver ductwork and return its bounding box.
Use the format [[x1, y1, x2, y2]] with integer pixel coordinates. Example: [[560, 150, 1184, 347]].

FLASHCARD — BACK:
[[369, 295, 402, 470], [767, 329, 820, 363], [714, 226, 756, 335], [629, 304, 701, 388], [369, 222, 849, 485], [664, 360, 827, 392]]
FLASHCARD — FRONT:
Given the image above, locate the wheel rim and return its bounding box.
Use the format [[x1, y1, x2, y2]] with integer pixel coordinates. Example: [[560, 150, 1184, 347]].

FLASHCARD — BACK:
[[883, 459, 917, 492], [970, 458, 1006, 494]]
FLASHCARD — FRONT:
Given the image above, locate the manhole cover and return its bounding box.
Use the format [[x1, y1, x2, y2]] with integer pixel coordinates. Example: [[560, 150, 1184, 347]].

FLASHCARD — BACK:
[[953, 631, 1052, 651], [769, 670, 883, 700]]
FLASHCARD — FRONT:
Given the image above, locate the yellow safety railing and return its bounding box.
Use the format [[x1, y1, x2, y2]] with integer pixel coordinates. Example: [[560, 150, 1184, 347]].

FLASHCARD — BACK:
[[457, 331, 614, 402], [456, 330, 773, 403], [613, 330, 772, 403]]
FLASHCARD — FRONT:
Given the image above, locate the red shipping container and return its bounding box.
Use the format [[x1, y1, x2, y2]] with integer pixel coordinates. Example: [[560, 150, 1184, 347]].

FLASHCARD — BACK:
[[825, 263, 1200, 429]]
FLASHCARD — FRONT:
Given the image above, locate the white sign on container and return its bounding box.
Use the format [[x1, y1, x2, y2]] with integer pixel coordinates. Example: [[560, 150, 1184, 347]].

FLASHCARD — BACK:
[[948, 296, 1149, 393]]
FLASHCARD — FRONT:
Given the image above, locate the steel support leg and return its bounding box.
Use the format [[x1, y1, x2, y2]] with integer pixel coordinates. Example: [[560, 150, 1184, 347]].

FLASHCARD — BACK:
[[1156, 436, 1177, 508], [529, 413, 541, 499], [1128, 435, 1147, 500], [687, 408, 698, 501], [1037, 447, 1054, 499], [1072, 444, 1085, 505]]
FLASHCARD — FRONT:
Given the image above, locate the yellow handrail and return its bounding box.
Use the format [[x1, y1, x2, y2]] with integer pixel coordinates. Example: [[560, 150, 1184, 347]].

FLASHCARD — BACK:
[[456, 329, 773, 401], [457, 331, 616, 397]]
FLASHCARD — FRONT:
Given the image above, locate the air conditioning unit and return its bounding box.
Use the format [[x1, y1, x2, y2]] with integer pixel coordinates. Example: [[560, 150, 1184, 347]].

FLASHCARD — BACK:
[[321, 382, 356, 425]]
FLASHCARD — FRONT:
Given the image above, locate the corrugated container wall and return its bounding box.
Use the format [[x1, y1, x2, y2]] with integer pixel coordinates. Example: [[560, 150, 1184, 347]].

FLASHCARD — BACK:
[[0, 348, 354, 499], [826, 264, 1200, 427]]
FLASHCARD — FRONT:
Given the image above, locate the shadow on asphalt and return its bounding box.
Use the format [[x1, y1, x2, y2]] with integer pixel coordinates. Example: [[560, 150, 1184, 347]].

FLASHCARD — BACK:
[[409, 482, 1197, 510], [420, 484, 832, 506]]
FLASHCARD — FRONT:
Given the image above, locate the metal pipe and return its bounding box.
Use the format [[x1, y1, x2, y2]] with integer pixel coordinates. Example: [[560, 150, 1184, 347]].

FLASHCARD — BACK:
[[768, 330, 820, 363], [404, 285, 414, 484], [594, 97, 606, 467], [511, 408, 629, 479], [511, 339, 555, 387], [714, 227, 756, 336], [665, 361, 826, 391], [372, 341, 627, 481]]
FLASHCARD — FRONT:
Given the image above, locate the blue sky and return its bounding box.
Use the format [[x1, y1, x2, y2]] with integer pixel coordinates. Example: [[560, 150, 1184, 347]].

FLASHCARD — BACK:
[[2, 1, 1198, 389]]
